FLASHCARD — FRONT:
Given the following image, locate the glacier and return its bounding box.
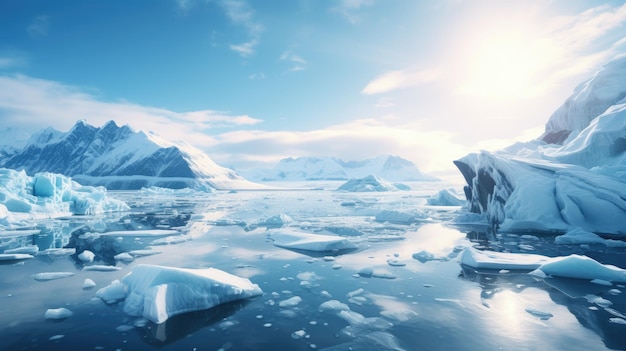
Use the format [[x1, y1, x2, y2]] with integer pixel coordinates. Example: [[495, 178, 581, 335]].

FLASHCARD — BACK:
[[455, 56, 626, 235], [0, 120, 263, 191], [0, 168, 128, 229]]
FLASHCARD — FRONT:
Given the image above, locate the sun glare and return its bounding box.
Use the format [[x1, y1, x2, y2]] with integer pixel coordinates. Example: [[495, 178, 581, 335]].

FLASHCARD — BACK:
[[459, 25, 559, 99]]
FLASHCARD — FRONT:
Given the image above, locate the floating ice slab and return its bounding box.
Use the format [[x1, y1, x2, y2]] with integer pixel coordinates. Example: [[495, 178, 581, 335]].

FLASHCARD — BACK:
[[99, 230, 179, 237], [0, 253, 33, 261], [459, 247, 552, 270], [44, 308, 73, 320], [535, 255, 626, 283], [96, 264, 262, 324], [32, 272, 75, 281], [375, 209, 428, 224], [268, 229, 357, 252]]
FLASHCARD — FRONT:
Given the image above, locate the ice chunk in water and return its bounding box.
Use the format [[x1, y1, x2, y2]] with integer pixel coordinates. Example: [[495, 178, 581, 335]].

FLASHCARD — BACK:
[[33, 272, 75, 281], [96, 264, 262, 324], [268, 229, 357, 252], [78, 250, 95, 263], [44, 308, 73, 320]]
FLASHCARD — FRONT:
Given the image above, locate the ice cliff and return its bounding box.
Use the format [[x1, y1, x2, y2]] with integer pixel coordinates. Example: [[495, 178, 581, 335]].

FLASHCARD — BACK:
[[455, 56, 626, 235]]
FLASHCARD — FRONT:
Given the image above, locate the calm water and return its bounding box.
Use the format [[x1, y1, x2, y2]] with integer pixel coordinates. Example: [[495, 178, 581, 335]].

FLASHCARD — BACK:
[[1, 182, 625, 351]]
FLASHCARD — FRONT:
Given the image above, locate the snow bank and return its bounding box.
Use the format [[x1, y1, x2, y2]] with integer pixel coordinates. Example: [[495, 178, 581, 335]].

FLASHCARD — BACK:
[[426, 189, 465, 206], [0, 168, 129, 228], [268, 229, 357, 252], [336, 175, 404, 192], [96, 264, 262, 324]]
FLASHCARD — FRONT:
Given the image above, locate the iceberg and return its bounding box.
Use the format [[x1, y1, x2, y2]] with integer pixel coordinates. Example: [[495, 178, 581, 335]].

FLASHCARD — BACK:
[[454, 57, 626, 235], [0, 168, 129, 229], [534, 255, 626, 283], [96, 264, 262, 324], [268, 229, 357, 253], [336, 175, 405, 192], [426, 189, 465, 206]]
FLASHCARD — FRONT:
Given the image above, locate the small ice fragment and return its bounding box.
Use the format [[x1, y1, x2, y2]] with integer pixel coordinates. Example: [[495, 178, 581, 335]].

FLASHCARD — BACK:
[[78, 250, 95, 263], [609, 289, 622, 295], [423, 284, 433, 288], [33, 272, 74, 281], [128, 249, 161, 257], [320, 290, 332, 298], [45, 308, 73, 320], [82, 265, 121, 272], [499, 270, 510, 274], [309, 321, 317, 325], [347, 288, 364, 298], [263, 323, 272, 328], [319, 300, 350, 312], [591, 279, 612, 286], [323, 256, 335, 262], [83, 278, 96, 289], [49, 335, 64, 341], [358, 267, 373, 278], [114, 252, 134, 262], [332, 264, 342, 270], [279, 310, 297, 318], [609, 318, 626, 325], [279, 296, 302, 307], [115, 325, 134, 332], [589, 306, 599, 311], [291, 330, 306, 340], [586, 295, 613, 308], [134, 318, 148, 327], [256, 315, 263, 319], [525, 308, 553, 320], [297, 272, 321, 281], [605, 308, 626, 319], [219, 320, 236, 329]]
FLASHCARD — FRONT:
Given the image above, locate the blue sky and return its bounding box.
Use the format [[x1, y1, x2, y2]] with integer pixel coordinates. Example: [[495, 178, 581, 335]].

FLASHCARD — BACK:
[[1, 0, 625, 177]]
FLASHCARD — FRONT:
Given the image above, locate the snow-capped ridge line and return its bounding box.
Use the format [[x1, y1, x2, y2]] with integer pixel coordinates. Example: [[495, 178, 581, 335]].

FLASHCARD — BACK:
[[0, 120, 264, 190]]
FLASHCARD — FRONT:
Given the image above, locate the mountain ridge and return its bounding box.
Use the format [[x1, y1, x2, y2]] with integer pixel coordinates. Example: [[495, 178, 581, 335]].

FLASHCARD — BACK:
[[0, 120, 262, 190]]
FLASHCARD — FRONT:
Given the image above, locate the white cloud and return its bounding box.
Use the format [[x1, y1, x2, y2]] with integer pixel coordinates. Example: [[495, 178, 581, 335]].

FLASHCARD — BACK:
[[27, 15, 50, 37], [0, 74, 261, 148], [248, 72, 266, 80], [279, 50, 307, 72], [220, 0, 264, 57], [229, 39, 258, 57], [362, 68, 441, 95], [330, 0, 375, 24]]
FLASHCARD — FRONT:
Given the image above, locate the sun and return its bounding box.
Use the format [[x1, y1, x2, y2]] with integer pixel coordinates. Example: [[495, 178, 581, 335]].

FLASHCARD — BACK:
[[458, 26, 559, 100]]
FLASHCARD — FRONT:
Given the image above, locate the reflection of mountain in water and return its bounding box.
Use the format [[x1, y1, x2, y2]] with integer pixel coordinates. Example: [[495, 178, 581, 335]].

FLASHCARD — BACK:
[[138, 299, 251, 346]]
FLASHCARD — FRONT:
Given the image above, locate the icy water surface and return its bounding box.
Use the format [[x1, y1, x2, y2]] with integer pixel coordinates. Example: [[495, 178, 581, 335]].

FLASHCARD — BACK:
[[1, 182, 625, 351]]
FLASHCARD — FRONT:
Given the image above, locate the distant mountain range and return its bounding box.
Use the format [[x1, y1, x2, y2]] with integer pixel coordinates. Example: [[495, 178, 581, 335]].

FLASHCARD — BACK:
[[0, 120, 261, 190], [240, 155, 438, 182]]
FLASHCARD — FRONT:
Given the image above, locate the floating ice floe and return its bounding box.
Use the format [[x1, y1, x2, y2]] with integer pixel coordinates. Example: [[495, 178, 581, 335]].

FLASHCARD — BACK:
[[78, 250, 95, 263], [98, 229, 179, 237], [3, 245, 39, 255], [374, 209, 428, 224], [555, 228, 626, 247], [96, 264, 262, 324], [268, 229, 357, 253], [426, 189, 465, 206], [533, 255, 626, 283], [258, 213, 293, 228], [32, 272, 75, 281], [0, 253, 33, 262], [44, 308, 73, 320], [0, 168, 129, 229], [459, 247, 552, 271]]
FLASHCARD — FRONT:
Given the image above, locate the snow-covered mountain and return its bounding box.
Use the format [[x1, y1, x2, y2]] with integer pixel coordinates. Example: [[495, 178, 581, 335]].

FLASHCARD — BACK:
[[0, 120, 262, 190], [241, 155, 438, 182], [455, 56, 626, 235]]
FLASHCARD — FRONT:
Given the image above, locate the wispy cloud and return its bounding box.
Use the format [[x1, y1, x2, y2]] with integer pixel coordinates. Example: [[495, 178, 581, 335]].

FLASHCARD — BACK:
[[362, 68, 441, 95], [279, 50, 307, 72], [0, 74, 261, 148], [27, 15, 50, 37], [220, 0, 264, 57], [248, 72, 266, 80], [330, 0, 375, 24]]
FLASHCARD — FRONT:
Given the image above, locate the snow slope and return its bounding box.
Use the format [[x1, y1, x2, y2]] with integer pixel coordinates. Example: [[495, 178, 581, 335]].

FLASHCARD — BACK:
[[0, 120, 263, 190], [455, 56, 626, 235], [241, 155, 438, 182]]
